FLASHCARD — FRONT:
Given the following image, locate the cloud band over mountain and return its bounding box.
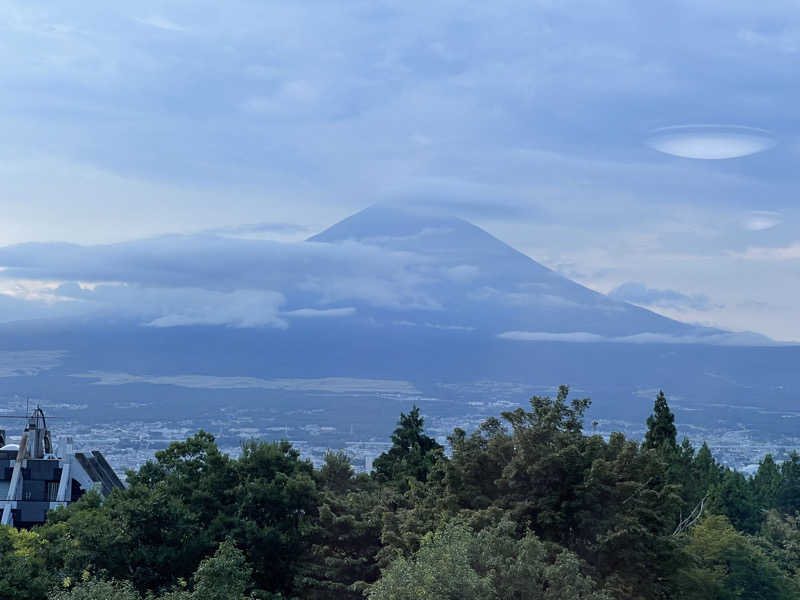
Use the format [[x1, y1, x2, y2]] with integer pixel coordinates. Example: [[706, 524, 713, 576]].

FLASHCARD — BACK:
[[0, 205, 771, 345]]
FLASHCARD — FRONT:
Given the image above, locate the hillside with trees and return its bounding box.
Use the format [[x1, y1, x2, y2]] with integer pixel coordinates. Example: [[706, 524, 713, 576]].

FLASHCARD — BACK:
[[3, 387, 800, 599]]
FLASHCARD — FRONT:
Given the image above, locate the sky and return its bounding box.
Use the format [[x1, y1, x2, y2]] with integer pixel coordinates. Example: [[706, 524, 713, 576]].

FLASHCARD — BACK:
[[1, 1, 800, 339]]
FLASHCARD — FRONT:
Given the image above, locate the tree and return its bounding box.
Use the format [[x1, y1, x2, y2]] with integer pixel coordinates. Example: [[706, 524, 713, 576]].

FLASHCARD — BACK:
[[16, 381, 800, 600], [42, 434, 317, 598], [369, 521, 609, 600], [48, 541, 250, 600], [643, 391, 677, 451], [316, 449, 355, 494], [691, 442, 723, 500], [712, 470, 760, 534], [776, 452, 800, 515], [372, 406, 443, 486], [192, 540, 251, 600], [230, 439, 317, 595], [368, 522, 491, 600], [39, 490, 134, 589], [49, 579, 141, 600], [0, 526, 51, 600], [752, 454, 782, 511], [677, 515, 795, 600], [295, 479, 383, 599], [437, 387, 683, 598]]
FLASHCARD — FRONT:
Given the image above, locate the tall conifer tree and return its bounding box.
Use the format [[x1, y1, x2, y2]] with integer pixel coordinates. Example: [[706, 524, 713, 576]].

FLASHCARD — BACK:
[[644, 390, 677, 450]]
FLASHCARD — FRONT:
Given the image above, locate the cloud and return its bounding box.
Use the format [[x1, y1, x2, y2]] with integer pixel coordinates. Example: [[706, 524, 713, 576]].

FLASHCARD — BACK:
[[497, 330, 779, 346], [71, 371, 420, 395], [424, 322, 474, 331], [734, 243, 800, 260], [0, 350, 67, 377], [645, 125, 776, 160], [55, 283, 288, 329], [134, 15, 187, 32], [205, 222, 310, 239], [468, 286, 609, 311], [142, 290, 287, 328], [283, 307, 356, 318], [498, 331, 606, 343], [2, 0, 800, 341], [0, 232, 446, 325], [742, 211, 782, 231], [608, 281, 715, 311]]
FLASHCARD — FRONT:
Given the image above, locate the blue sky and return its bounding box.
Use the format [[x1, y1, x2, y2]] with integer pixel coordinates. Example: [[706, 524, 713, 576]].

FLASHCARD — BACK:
[[1, 1, 800, 339]]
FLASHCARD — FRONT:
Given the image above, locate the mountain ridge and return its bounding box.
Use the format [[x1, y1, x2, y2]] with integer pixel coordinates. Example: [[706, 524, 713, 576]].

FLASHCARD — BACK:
[[309, 203, 728, 340]]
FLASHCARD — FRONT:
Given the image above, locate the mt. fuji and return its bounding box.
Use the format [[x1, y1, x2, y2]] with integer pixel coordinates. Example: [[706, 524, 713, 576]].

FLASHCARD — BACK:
[[308, 204, 747, 343], [0, 203, 795, 471]]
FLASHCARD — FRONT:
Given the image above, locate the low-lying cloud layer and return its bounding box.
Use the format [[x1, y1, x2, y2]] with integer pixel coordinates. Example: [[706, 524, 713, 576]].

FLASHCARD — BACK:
[[498, 330, 779, 346], [0, 233, 443, 327], [72, 371, 421, 395], [608, 281, 715, 312], [0, 350, 67, 377], [0, 216, 784, 345]]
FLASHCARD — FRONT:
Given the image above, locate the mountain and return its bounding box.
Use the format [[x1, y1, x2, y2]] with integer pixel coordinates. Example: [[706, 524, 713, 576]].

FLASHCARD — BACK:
[[310, 204, 714, 339], [0, 203, 796, 472]]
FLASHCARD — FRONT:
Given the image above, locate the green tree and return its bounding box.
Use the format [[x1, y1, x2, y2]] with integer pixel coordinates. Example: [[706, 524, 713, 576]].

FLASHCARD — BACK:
[[230, 439, 317, 595], [316, 449, 355, 494], [433, 386, 683, 598], [713, 470, 760, 534], [192, 539, 251, 600], [643, 391, 677, 451], [296, 471, 383, 599], [677, 515, 795, 600], [49, 579, 141, 600], [42, 434, 316, 598], [444, 418, 513, 510], [368, 522, 491, 600], [690, 442, 723, 501], [776, 452, 800, 515], [753, 454, 782, 511], [372, 406, 443, 486], [40, 489, 141, 591], [369, 521, 608, 600], [0, 526, 51, 600]]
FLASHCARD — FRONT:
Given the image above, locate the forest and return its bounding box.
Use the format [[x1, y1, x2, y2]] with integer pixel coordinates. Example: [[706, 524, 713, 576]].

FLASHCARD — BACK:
[[3, 386, 800, 599]]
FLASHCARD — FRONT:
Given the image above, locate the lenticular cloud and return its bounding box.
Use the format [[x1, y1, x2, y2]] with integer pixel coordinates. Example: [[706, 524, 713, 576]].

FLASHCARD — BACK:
[[646, 125, 775, 159]]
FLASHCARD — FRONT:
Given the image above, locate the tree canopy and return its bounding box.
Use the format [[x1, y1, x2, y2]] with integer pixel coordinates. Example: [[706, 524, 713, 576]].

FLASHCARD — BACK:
[[0, 388, 797, 600]]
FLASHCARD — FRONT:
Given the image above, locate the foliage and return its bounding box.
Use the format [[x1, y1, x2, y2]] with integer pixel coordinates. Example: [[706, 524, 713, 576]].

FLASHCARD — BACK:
[[643, 390, 677, 451], [0, 526, 51, 600], [368, 520, 609, 600], [372, 406, 443, 487], [191, 540, 251, 600], [1, 388, 800, 600], [295, 451, 383, 599], [40, 433, 314, 598], [677, 515, 797, 600], [48, 539, 249, 600], [49, 578, 142, 600]]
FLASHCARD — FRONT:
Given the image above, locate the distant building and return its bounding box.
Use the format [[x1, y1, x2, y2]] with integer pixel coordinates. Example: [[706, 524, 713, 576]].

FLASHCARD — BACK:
[[0, 407, 124, 528]]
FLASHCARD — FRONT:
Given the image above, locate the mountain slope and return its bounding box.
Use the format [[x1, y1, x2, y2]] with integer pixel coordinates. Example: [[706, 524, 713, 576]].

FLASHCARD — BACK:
[[310, 204, 712, 338]]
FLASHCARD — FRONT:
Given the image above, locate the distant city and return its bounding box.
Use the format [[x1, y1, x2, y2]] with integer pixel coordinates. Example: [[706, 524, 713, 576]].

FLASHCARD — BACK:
[[3, 386, 795, 479]]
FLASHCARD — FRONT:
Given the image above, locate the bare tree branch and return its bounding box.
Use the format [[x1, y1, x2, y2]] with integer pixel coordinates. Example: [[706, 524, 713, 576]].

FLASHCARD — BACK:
[[672, 493, 710, 536]]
